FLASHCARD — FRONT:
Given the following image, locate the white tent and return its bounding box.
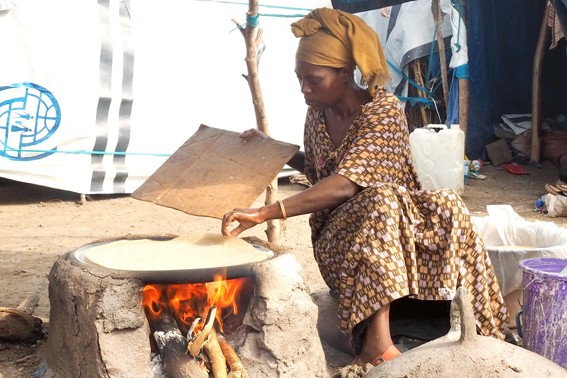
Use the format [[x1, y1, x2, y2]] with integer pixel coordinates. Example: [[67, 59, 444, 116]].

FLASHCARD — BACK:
[[0, 0, 330, 194]]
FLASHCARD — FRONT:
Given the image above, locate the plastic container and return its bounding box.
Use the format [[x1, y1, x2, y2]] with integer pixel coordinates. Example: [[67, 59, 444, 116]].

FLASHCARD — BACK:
[[409, 124, 465, 194], [519, 257, 567, 368], [472, 205, 567, 329]]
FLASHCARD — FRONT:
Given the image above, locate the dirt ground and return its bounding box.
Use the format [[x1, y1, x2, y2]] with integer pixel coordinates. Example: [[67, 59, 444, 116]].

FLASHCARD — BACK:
[[1, 160, 566, 377]]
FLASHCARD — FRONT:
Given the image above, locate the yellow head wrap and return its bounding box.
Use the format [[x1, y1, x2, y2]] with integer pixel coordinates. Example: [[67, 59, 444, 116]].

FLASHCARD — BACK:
[[291, 8, 390, 97]]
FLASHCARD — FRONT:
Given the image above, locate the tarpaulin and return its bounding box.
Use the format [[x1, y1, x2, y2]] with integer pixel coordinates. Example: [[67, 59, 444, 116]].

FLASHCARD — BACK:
[[352, 0, 457, 102], [331, 0, 416, 14], [464, 0, 546, 159]]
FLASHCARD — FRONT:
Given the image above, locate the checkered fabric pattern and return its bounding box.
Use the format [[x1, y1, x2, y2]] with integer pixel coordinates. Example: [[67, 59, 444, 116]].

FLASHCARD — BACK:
[[303, 88, 509, 346]]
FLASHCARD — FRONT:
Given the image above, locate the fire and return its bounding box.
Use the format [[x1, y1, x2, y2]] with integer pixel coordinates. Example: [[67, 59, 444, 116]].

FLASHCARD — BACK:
[[141, 284, 163, 317], [142, 275, 253, 334]]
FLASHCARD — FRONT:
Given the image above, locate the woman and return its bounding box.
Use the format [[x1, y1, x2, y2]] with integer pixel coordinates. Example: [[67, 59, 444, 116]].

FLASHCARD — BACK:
[[221, 8, 509, 366]]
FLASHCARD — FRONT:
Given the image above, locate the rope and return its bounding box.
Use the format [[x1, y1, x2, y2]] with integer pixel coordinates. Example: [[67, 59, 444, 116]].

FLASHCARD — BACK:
[[427, 24, 439, 82], [397, 96, 434, 107], [2, 147, 171, 157], [257, 13, 310, 18], [451, 0, 465, 52], [246, 13, 259, 27], [387, 60, 438, 108], [193, 0, 313, 12], [387, 60, 433, 96]]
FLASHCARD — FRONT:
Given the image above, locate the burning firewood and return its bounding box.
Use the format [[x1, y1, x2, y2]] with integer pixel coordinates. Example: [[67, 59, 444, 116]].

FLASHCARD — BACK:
[[188, 307, 229, 377], [0, 294, 44, 343], [187, 306, 249, 378], [204, 329, 228, 378], [150, 309, 208, 378], [187, 306, 217, 357], [218, 333, 248, 378]]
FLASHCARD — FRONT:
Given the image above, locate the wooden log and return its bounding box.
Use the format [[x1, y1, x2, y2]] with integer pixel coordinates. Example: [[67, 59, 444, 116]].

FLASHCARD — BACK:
[[188, 306, 217, 357], [458, 74, 469, 141], [204, 329, 228, 378], [411, 59, 430, 127], [0, 307, 43, 343], [150, 311, 208, 378], [16, 294, 39, 315], [218, 333, 248, 378]]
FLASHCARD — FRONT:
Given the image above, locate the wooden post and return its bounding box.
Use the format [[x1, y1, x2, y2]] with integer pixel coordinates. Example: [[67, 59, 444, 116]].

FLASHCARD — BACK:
[[432, 0, 450, 110], [458, 0, 469, 144], [411, 59, 430, 127], [241, 1, 280, 244], [531, 2, 551, 164], [458, 75, 469, 140]]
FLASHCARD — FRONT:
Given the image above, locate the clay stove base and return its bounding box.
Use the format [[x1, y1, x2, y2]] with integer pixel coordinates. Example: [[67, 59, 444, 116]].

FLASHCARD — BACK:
[[46, 252, 151, 377], [44, 247, 329, 377]]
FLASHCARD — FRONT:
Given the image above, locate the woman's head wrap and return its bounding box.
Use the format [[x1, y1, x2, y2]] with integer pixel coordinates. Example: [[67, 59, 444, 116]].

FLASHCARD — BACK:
[[291, 8, 390, 97]]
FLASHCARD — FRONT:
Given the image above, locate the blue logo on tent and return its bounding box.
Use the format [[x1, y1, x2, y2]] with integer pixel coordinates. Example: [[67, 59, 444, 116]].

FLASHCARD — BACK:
[[0, 82, 61, 161]]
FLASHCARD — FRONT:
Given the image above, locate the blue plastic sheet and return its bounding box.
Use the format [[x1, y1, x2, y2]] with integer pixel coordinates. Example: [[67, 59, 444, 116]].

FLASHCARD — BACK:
[[464, 0, 545, 158]]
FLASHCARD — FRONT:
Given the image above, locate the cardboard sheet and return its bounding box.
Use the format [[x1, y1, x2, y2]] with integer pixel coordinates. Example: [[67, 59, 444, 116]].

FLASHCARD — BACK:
[[132, 125, 299, 219]]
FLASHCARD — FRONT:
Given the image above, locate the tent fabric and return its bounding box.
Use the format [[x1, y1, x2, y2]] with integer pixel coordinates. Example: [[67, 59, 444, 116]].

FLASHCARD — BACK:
[[336, 1, 566, 160], [332, 0, 463, 138], [331, 0, 416, 13], [446, 70, 459, 126], [0, 0, 323, 194], [3, 0, 565, 194], [553, 0, 567, 33], [465, 0, 545, 159], [354, 1, 454, 100]]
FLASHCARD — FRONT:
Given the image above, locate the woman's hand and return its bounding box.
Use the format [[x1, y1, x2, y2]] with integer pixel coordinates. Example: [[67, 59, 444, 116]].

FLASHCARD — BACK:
[[240, 128, 268, 140], [221, 207, 264, 237]]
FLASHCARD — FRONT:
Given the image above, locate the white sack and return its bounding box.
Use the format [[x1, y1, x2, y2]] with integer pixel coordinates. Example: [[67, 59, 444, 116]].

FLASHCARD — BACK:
[[472, 205, 567, 296]]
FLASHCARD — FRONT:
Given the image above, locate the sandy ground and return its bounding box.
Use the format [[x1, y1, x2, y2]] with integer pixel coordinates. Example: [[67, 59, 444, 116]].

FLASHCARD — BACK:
[[1, 160, 566, 377]]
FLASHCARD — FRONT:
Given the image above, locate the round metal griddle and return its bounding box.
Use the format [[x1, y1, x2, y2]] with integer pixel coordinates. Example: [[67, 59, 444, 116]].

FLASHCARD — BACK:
[[70, 237, 273, 283]]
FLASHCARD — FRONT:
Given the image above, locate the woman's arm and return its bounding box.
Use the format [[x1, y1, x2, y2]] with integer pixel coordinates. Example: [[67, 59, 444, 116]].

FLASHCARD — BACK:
[[221, 173, 360, 237], [282, 172, 359, 216]]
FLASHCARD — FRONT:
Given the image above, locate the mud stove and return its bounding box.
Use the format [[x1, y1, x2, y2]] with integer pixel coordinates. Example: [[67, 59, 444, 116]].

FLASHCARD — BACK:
[[44, 235, 327, 378]]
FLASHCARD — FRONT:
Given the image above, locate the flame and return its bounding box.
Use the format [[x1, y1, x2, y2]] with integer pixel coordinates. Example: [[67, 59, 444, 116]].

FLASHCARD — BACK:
[[141, 284, 166, 318], [142, 275, 252, 333]]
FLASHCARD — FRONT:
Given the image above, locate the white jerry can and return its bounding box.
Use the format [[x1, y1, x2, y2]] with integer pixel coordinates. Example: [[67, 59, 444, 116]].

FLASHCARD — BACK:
[[409, 124, 465, 195]]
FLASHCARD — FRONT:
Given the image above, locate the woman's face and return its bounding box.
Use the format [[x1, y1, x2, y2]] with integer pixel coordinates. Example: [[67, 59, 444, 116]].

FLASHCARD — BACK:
[[295, 60, 347, 111]]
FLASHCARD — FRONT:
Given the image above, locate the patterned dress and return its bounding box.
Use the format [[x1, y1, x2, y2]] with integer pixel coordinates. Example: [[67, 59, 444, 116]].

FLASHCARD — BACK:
[[303, 88, 509, 349]]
